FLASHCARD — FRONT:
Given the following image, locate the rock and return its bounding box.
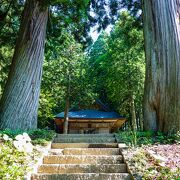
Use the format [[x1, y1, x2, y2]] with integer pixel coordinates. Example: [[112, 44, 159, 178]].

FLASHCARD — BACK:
[[147, 150, 166, 162]]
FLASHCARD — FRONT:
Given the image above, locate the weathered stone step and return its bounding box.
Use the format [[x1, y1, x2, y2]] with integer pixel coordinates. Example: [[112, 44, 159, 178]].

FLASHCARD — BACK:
[[51, 143, 118, 149], [38, 164, 127, 173], [53, 137, 116, 143], [32, 173, 131, 180], [56, 134, 115, 138], [43, 155, 123, 164], [49, 148, 120, 155]]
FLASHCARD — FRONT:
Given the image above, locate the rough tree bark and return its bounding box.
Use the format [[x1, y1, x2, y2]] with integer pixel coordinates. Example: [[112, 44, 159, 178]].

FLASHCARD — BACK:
[[142, 0, 180, 133], [0, 0, 48, 130]]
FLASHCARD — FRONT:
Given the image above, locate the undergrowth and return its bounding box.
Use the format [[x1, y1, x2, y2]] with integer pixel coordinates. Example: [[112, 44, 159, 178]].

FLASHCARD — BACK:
[[117, 130, 180, 180], [115, 130, 180, 146], [0, 141, 29, 180], [0, 129, 55, 179], [131, 150, 180, 180], [0, 129, 55, 146]]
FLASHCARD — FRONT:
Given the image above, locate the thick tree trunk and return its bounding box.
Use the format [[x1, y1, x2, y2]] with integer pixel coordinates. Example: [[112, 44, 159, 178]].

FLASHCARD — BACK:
[[142, 0, 180, 133], [0, 0, 48, 130]]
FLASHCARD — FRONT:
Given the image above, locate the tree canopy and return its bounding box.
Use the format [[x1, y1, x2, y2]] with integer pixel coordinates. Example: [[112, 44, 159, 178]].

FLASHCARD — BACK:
[[88, 11, 145, 130]]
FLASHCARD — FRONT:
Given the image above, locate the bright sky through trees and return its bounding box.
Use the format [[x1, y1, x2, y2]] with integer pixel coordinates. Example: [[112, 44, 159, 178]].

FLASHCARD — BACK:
[[90, 25, 112, 41]]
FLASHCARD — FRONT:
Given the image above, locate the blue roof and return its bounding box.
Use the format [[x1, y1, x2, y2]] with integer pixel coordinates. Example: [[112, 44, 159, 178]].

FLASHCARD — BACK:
[[55, 110, 123, 119]]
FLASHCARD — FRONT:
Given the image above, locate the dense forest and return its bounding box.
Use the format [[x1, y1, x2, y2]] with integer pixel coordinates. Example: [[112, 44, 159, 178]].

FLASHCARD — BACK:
[[0, 1, 179, 179], [0, 0, 179, 134]]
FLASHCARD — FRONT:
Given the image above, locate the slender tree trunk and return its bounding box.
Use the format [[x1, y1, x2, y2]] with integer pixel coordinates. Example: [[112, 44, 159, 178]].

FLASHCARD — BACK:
[[142, 0, 180, 133], [63, 99, 69, 134], [63, 74, 70, 134], [131, 94, 137, 131], [139, 109, 144, 131], [0, 0, 48, 130]]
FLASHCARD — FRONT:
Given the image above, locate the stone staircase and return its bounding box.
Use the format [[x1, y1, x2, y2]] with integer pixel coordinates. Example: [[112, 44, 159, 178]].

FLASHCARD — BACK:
[[31, 134, 132, 180]]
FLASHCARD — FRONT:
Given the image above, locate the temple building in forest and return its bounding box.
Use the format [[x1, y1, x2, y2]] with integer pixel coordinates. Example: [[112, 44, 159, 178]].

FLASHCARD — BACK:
[[54, 110, 126, 134]]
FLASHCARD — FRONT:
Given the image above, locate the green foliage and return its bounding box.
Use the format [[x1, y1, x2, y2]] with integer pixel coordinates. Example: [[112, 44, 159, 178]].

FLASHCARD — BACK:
[[0, 1, 23, 98], [0, 129, 23, 138], [28, 129, 55, 145], [88, 11, 145, 130], [144, 167, 180, 180], [174, 131, 180, 143], [39, 30, 95, 128], [105, 11, 145, 117], [0, 129, 55, 145], [155, 131, 180, 144], [115, 131, 179, 146], [0, 129, 55, 179], [31, 138, 49, 146], [0, 0, 23, 44], [0, 142, 29, 180], [0, 45, 14, 98], [0, 1, 143, 131], [87, 32, 109, 101], [115, 131, 144, 146], [46, 0, 93, 47], [120, 0, 142, 22]]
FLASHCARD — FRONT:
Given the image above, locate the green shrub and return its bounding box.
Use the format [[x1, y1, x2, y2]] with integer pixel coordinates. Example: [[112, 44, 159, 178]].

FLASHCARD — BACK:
[[28, 129, 55, 145], [0, 141, 29, 180], [0, 129, 23, 138], [0, 129, 55, 146], [31, 138, 49, 146], [115, 131, 153, 146], [0, 129, 55, 179], [115, 130, 179, 146], [28, 129, 55, 141]]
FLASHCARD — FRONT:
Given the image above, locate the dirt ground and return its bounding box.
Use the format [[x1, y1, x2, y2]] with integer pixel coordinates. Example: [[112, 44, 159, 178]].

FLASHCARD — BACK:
[[122, 144, 180, 180]]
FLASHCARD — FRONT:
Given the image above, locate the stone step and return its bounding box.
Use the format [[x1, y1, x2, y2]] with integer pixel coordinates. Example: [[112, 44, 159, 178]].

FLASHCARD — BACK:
[[51, 143, 118, 149], [56, 134, 115, 138], [53, 137, 116, 143], [49, 148, 120, 156], [31, 173, 131, 180], [38, 164, 127, 174], [43, 155, 123, 164]]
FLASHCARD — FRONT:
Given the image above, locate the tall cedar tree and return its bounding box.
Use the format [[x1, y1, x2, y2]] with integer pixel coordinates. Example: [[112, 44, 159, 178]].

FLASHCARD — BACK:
[[0, 0, 48, 130], [0, 0, 91, 130], [142, 0, 180, 133]]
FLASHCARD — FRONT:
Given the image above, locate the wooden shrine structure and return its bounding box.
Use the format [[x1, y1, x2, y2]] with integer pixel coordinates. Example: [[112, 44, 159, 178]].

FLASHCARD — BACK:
[[54, 110, 126, 134]]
